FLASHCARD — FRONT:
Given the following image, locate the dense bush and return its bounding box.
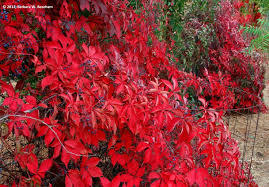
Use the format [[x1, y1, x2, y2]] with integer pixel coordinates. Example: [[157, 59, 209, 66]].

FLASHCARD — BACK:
[[163, 0, 266, 108], [209, 0, 265, 108], [0, 0, 264, 186], [242, 0, 269, 54]]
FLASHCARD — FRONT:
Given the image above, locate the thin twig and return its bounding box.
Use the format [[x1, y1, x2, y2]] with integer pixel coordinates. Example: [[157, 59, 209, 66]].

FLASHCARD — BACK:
[[0, 114, 91, 157], [23, 94, 57, 113], [245, 159, 269, 164], [0, 51, 34, 57], [248, 110, 260, 181]]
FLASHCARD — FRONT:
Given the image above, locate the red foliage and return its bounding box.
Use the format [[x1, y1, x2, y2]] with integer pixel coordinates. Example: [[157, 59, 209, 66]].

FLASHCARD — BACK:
[[0, 0, 262, 186], [208, 0, 265, 109]]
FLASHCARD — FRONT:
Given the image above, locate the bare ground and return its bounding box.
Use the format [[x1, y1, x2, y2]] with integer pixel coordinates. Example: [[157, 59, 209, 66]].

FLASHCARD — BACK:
[[228, 112, 269, 187]]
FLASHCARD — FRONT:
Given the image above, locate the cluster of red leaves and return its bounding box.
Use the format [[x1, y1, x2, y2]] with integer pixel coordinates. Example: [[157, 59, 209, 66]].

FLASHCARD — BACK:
[[235, 0, 262, 25], [0, 0, 261, 186], [208, 0, 265, 109]]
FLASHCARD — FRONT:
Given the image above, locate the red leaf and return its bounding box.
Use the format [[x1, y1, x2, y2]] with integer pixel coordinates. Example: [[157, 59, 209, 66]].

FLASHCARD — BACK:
[[0, 80, 15, 97], [67, 44, 76, 52], [112, 20, 121, 38], [91, 111, 97, 128], [4, 26, 20, 36], [15, 79, 25, 90], [83, 23, 92, 35], [88, 166, 103, 177], [127, 159, 139, 176], [199, 97, 207, 107], [151, 180, 160, 187], [67, 169, 83, 186], [52, 145, 61, 159], [38, 103, 48, 108], [167, 118, 181, 132], [148, 172, 159, 179], [64, 139, 78, 149], [80, 0, 90, 10], [38, 159, 53, 178], [136, 142, 149, 152], [22, 126, 31, 137], [26, 95, 36, 105], [44, 130, 55, 146], [35, 65, 46, 74], [41, 75, 55, 90], [64, 139, 87, 155], [60, 0, 71, 18], [100, 177, 111, 187], [172, 77, 178, 90], [27, 154, 38, 174], [65, 175, 72, 187], [61, 149, 71, 167], [144, 149, 151, 163], [44, 41, 61, 49], [162, 79, 173, 90], [111, 153, 129, 166], [186, 168, 213, 187], [36, 126, 48, 137], [88, 157, 100, 166], [82, 43, 96, 56], [136, 167, 145, 177]]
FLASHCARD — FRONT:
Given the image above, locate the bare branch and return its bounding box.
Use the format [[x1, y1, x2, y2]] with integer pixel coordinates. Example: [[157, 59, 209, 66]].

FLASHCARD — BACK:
[[0, 114, 93, 158]]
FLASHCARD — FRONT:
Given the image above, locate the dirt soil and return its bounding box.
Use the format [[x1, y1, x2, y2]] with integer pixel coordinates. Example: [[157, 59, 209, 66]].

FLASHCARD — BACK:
[[228, 112, 269, 187], [0, 125, 48, 185]]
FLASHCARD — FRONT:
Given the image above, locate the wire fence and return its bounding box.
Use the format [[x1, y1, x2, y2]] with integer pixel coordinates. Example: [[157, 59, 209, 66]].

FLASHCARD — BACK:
[[0, 84, 268, 185], [223, 93, 268, 185]]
